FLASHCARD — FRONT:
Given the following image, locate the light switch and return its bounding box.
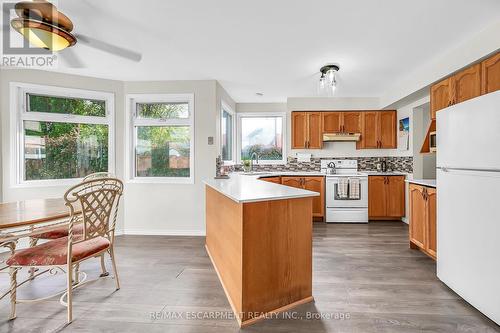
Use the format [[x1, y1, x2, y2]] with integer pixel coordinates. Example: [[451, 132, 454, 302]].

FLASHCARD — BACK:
[[208, 136, 214, 145]]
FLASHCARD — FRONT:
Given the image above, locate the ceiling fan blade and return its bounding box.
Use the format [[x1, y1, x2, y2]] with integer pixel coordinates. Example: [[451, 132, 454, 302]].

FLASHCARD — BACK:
[[75, 33, 142, 62], [59, 48, 85, 68]]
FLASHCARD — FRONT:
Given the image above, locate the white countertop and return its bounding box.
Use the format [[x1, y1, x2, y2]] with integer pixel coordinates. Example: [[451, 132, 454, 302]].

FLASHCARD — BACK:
[[204, 173, 320, 203], [362, 171, 409, 176], [406, 179, 437, 188]]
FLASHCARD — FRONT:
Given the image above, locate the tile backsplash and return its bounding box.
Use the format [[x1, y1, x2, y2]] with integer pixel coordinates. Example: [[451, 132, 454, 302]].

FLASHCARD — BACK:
[[228, 156, 413, 173]]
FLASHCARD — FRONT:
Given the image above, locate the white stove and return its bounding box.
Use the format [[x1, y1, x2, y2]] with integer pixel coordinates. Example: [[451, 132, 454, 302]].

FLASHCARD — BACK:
[[321, 160, 368, 223]]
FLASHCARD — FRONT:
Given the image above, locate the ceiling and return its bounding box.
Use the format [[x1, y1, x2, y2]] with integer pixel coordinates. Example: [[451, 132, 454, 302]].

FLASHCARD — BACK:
[[6, 0, 500, 102]]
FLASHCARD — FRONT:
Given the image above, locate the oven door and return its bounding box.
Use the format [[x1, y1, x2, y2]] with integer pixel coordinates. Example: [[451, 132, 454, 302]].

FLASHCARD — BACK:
[[326, 177, 368, 208]]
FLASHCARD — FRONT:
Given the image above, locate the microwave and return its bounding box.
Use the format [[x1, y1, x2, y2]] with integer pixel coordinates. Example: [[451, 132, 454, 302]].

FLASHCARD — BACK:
[[429, 131, 436, 152]]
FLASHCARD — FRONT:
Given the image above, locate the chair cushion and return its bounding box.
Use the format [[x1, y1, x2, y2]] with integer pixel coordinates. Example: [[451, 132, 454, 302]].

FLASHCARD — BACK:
[[6, 236, 110, 266], [33, 223, 84, 239]]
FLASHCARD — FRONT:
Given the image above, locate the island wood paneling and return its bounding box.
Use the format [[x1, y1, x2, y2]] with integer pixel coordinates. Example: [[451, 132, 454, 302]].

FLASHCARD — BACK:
[[205, 186, 243, 315], [205, 186, 314, 327]]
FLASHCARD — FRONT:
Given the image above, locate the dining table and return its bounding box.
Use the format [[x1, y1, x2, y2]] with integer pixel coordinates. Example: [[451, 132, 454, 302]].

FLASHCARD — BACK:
[[0, 198, 74, 251]]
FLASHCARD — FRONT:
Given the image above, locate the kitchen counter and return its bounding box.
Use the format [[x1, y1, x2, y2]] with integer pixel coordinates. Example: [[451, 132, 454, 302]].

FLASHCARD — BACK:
[[204, 173, 319, 203], [362, 171, 409, 176], [205, 173, 315, 327], [406, 179, 436, 188]]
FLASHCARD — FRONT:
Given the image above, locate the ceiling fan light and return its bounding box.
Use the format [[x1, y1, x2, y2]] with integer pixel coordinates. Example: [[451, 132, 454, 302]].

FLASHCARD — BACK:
[[11, 18, 76, 51]]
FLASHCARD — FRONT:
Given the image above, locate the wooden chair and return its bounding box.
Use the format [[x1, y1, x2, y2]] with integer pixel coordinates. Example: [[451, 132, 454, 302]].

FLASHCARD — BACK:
[[6, 177, 123, 323], [29, 172, 117, 277]]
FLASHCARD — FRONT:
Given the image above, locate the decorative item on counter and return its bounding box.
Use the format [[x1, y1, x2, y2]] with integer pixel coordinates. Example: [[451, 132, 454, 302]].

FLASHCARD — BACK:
[[214, 156, 230, 179], [296, 152, 312, 163], [242, 158, 252, 172]]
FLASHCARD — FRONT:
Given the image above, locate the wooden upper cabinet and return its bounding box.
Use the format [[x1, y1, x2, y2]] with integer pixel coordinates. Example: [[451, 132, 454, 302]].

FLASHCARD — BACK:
[[481, 52, 500, 95], [360, 111, 396, 149], [302, 177, 325, 218], [360, 112, 379, 149], [342, 112, 361, 133], [430, 77, 453, 120], [386, 176, 405, 217], [368, 176, 387, 217], [291, 112, 307, 149], [291, 112, 322, 149], [425, 188, 437, 259], [322, 112, 342, 133], [379, 111, 397, 149], [307, 112, 322, 149], [454, 63, 481, 104], [409, 185, 426, 249]]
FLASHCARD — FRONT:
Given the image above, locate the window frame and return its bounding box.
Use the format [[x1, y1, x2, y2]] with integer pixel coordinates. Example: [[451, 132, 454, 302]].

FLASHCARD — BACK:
[[220, 100, 236, 165], [236, 112, 287, 165], [9, 82, 115, 188], [126, 93, 195, 184]]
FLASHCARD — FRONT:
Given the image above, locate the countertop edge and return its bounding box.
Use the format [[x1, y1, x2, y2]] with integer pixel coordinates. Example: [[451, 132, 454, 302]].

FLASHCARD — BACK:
[[405, 179, 437, 188]]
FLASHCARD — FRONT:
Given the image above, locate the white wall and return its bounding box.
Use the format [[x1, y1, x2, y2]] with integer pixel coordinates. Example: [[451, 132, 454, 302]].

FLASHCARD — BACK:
[[0, 70, 225, 236], [381, 20, 500, 108]]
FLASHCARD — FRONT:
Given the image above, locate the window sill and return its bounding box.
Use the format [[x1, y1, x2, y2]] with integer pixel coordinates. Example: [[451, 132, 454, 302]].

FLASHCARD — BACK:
[[126, 177, 194, 185], [11, 178, 83, 189], [223, 161, 236, 166]]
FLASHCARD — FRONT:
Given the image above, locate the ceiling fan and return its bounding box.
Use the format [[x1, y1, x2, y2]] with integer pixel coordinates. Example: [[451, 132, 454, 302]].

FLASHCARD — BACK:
[[10, 0, 142, 67]]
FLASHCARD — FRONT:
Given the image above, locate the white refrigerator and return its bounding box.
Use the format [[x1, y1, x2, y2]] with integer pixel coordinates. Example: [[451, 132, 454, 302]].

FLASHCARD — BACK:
[[437, 90, 500, 325]]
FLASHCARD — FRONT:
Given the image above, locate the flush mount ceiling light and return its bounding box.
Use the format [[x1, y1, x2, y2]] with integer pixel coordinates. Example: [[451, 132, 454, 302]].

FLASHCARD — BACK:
[[10, 0, 76, 51], [318, 64, 340, 96]]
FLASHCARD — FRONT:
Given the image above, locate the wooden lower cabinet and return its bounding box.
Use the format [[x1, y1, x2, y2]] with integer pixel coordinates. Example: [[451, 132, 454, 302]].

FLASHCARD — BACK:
[[281, 176, 324, 219], [368, 175, 405, 220], [409, 184, 437, 259], [260, 176, 281, 184]]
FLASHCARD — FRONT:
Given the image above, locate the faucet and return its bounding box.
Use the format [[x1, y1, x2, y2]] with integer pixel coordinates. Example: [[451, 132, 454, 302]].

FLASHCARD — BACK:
[[250, 152, 260, 171]]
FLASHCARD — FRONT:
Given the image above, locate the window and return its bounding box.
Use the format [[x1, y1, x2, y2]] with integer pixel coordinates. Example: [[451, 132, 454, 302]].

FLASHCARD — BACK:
[[220, 101, 235, 163], [237, 113, 286, 165], [128, 94, 194, 183], [10, 83, 114, 186]]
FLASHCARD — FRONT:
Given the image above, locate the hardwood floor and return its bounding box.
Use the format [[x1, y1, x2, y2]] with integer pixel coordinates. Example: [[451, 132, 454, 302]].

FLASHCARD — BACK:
[[0, 222, 498, 332]]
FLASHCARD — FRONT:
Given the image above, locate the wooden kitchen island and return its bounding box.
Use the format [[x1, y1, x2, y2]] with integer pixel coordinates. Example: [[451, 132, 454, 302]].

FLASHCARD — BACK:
[[204, 174, 319, 327]]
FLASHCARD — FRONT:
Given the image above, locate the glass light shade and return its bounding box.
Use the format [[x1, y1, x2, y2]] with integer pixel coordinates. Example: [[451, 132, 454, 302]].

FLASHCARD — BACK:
[[18, 27, 70, 51], [326, 69, 336, 84], [11, 19, 76, 52], [318, 76, 326, 94]]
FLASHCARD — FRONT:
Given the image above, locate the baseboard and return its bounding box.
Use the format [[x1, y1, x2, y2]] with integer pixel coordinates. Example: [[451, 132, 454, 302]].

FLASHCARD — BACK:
[[120, 229, 206, 236]]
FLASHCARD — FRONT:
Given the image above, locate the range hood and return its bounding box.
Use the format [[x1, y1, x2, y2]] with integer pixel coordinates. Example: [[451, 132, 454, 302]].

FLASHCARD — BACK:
[[323, 132, 361, 142]]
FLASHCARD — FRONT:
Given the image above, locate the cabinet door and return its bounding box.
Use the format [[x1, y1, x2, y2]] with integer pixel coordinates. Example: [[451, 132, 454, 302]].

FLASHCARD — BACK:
[[303, 177, 325, 218], [430, 77, 453, 119], [425, 188, 437, 259], [360, 112, 378, 149], [454, 63, 481, 104], [386, 176, 405, 217], [342, 112, 361, 133], [322, 112, 342, 133], [307, 112, 323, 149], [409, 185, 426, 249], [368, 176, 387, 217], [281, 177, 302, 189], [261, 177, 281, 184], [379, 111, 397, 149], [291, 112, 307, 149], [481, 52, 500, 95]]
